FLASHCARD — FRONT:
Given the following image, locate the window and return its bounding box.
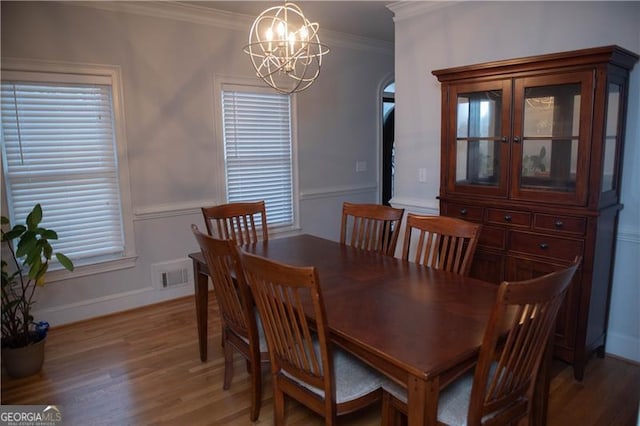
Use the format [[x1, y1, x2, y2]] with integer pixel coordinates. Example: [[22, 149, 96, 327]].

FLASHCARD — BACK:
[[219, 82, 297, 230], [1, 61, 135, 276]]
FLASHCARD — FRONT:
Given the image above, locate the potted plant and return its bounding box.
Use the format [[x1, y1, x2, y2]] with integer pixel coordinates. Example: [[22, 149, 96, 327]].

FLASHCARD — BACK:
[[1, 204, 74, 378]]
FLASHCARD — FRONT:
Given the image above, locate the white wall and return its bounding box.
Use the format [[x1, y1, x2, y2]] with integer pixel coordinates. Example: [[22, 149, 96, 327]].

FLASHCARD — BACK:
[[0, 2, 393, 323], [390, 1, 640, 361]]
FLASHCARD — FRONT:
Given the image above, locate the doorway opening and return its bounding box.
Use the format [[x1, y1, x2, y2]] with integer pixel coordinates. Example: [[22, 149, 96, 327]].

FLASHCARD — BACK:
[[382, 82, 395, 206]]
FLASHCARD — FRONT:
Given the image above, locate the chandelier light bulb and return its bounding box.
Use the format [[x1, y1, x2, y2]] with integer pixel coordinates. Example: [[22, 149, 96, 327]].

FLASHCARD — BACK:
[[243, 2, 330, 94]]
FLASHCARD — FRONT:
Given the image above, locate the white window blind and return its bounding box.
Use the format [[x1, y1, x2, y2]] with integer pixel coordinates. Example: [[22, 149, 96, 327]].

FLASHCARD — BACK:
[[1, 79, 125, 263], [221, 88, 294, 228]]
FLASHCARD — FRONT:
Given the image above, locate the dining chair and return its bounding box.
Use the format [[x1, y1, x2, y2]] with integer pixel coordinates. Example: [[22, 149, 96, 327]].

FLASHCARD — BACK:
[[381, 257, 581, 426], [240, 251, 384, 426], [191, 225, 269, 421], [340, 202, 404, 257], [201, 201, 268, 245], [401, 214, 481, 276]]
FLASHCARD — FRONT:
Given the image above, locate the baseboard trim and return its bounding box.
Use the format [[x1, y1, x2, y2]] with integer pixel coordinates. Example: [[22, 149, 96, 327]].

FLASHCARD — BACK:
[[33, 285, 196, 327], [606, 332, 640, 363]]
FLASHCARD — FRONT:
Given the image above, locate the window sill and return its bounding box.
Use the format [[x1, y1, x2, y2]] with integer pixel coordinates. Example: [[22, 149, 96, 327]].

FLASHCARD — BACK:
[[45, 254, 138, 283]]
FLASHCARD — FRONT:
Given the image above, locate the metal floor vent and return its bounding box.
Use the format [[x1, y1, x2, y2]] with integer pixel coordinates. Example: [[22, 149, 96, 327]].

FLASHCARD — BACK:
[[151, 259, 193, 290], [162, 268, 188, 288]]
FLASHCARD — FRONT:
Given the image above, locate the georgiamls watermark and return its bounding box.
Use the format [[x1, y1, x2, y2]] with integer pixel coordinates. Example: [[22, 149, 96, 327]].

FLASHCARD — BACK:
[[0, 405, 62, 426]]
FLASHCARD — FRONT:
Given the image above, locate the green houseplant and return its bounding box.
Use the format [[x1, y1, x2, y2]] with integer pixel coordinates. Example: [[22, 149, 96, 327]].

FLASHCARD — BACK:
[[1, 204, 74, 377]]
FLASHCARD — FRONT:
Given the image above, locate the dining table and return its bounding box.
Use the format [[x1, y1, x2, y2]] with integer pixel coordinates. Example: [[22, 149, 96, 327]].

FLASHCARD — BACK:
[[188, 233, 551, 426]]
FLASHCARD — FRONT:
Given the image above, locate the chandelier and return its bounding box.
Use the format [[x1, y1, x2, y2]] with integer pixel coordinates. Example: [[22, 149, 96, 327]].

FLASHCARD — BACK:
[[243, 2, 329, 94]]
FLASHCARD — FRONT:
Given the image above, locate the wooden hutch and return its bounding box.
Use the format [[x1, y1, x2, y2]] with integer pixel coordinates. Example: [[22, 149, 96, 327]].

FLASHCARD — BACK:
[[433, 46, 638, 380]]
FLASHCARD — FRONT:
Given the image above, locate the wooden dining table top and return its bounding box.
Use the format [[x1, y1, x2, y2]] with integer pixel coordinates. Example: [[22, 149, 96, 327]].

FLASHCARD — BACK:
[[192, 234, 504, 382]]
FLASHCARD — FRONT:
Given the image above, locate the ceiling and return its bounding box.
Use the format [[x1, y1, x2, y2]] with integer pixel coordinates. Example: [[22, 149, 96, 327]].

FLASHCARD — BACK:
[[181, 1, 396, 42]]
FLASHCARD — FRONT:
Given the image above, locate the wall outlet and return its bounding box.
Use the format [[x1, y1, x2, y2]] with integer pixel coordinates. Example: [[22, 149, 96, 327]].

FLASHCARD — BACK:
[[356, 160, 367, 172], [418, 168, 427, 183]]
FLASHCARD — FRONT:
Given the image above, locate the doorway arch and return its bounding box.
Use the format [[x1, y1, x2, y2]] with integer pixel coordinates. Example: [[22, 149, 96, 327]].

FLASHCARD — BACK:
[[381, 81, 395, 206]]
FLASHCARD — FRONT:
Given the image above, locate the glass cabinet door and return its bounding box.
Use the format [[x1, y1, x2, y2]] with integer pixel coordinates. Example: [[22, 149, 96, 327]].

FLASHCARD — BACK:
[[447, 81, 511, 197], [511, 72, 593, 204], [602, 83, 621, 193]]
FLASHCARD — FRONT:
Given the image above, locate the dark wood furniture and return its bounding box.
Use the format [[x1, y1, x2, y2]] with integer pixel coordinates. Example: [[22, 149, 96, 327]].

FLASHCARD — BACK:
[[190, 225, 269, 421], [241, 251, 383, 425], [201, 200, 268, 244], [433, 46, 638, 380], [401, 214, 481, 276], [382, 258, 580, 426], [189, 234, 550, 426], [340, 202, 404, 256]]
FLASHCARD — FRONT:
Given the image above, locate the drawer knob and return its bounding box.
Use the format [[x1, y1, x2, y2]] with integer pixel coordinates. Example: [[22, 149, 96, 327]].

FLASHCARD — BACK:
[[555, 220, 564, 228], [460, 208, 468, 216], [504, 215, 512, 222], [539, 243, 549, 250]]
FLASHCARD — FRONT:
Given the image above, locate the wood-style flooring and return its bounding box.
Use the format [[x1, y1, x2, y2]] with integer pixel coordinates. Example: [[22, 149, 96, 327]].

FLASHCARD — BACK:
[[2, 293, 639, 425]]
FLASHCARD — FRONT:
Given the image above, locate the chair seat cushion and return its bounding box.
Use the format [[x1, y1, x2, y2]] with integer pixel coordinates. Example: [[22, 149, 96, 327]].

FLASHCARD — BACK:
[[383, 363, 498, 426], [384, 370, 473, 426], [282, 343, 383, 404]]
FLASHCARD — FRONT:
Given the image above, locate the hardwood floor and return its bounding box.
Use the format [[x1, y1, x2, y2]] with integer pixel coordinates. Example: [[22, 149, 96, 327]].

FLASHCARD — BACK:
[[2, 294, 639, 425]]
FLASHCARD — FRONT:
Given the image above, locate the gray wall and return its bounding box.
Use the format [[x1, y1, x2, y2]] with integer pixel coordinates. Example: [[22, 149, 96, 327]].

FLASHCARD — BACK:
[[1, 2, 393, 322], [391, 1, 640, 361]]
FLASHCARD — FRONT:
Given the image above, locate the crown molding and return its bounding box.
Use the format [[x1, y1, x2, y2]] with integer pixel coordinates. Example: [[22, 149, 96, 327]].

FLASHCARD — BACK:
[[65, 1, 393, 55], [387, 1, 460, 22]]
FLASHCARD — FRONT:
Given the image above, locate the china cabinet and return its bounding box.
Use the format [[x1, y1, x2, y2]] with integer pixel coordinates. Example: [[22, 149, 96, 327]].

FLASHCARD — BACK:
[[433, 46, 638, 380]]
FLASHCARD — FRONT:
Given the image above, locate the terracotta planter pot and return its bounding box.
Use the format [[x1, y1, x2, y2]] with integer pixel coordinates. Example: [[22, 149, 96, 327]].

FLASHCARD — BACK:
[[1, 338, 46, 378]]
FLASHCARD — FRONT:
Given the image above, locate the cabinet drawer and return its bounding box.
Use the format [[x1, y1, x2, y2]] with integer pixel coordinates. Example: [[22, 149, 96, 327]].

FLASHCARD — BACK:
[[486, 208, 531, 228], [444, 203, 483, 221], [509, 231, 583, 261], [534, 214, 586, 235], [478, 226, 506, 249]]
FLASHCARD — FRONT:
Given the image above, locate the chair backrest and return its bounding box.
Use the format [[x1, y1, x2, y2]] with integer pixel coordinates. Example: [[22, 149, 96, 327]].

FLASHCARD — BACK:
[[466, 257, 581, 425], [191, 225, 258, 346], [401, 214, 481, 276], [340, 202, 404, 256], [201, 201, 268, 245], [240, 251, 336, 415]]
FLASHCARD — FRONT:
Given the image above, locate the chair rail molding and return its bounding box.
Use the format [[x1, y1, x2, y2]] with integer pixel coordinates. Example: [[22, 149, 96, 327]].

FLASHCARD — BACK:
[[300, 184, 378, 201], [134, 200, 220, 221], [617, 226, 640, 244], [389, 196, 440, 215]]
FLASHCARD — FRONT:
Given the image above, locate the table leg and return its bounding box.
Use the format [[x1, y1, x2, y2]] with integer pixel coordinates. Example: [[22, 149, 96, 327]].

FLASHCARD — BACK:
[[193, 260, 209, 362], [407, 376, 439, 426]]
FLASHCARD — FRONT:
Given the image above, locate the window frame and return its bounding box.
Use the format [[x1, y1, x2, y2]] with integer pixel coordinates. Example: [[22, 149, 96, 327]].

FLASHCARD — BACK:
[[1, 58, 137, 281], [213, 75, 300, 235]]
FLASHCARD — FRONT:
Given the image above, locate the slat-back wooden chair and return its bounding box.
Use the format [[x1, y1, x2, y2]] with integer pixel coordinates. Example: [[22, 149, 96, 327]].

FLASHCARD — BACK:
[[191, 225, 269, 421], [401, 214, 481, 276], [382, 257, 581, 426], [340, 202, 404, 257], [240, 251, 384, 426], [201, 201, 268, 245]]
